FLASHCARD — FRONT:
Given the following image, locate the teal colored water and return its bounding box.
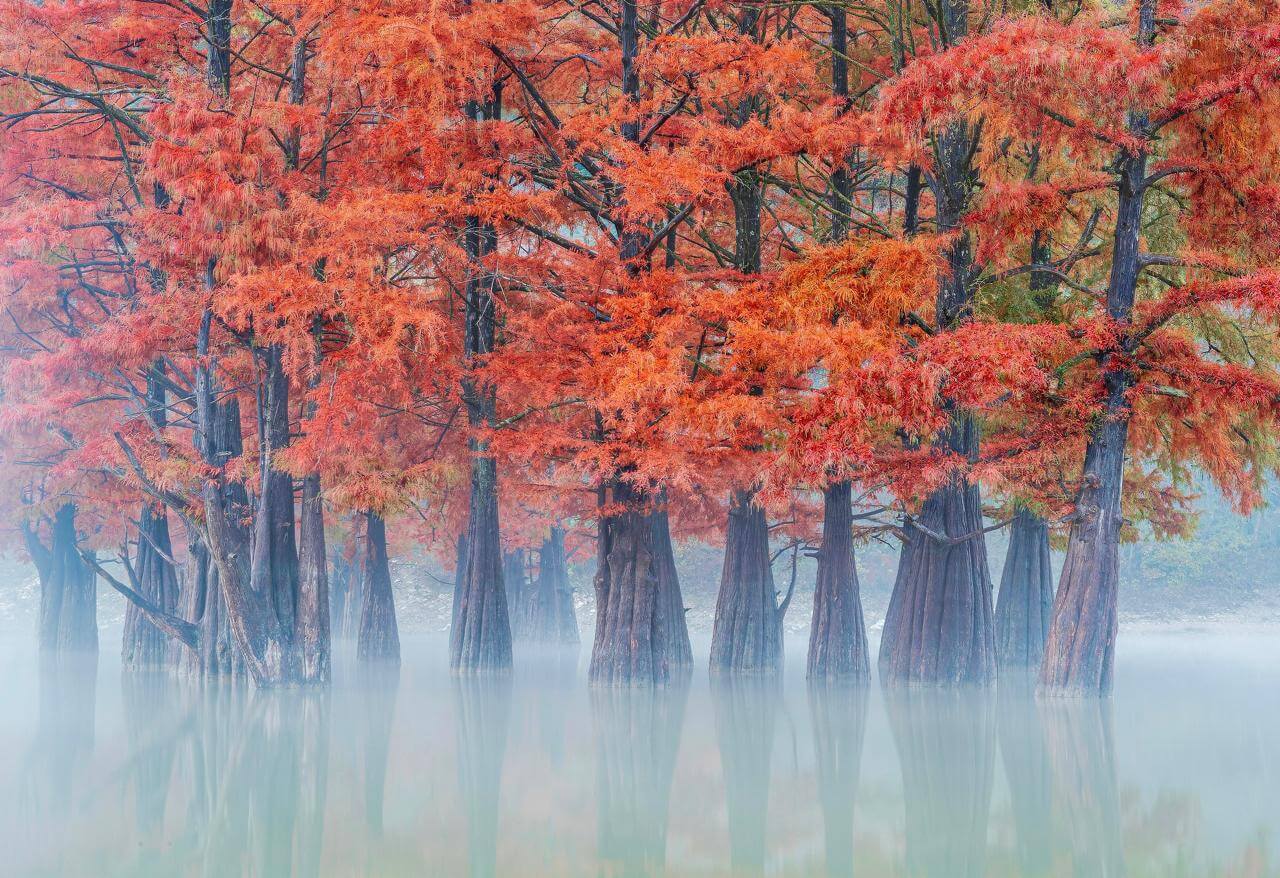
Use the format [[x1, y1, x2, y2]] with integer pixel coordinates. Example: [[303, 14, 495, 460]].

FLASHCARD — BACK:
[[0, 631, 1276, 877]]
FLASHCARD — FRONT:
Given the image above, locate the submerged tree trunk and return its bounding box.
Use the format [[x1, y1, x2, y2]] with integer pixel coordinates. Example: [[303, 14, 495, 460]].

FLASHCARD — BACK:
[[122, 503, 181, 668], [591, 481, 692, 685], [808, 481, 870, 682], [25, 503, 97, 657], [710, 488, 782, 675], [358, 511, 400, 665], [995, 507, 1054, 669], [1041, 2, 1153, 695], [880, 415, 995, 686], [520, 527, 580, 646]]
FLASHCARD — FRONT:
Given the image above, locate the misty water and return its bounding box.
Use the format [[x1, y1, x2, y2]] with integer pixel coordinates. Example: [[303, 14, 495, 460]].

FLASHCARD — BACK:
[[1, 630, 1276, 878]]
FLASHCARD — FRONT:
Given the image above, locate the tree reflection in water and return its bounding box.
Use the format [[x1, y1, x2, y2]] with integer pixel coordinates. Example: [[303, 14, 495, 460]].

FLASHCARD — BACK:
[[998, 673, 1054, 877], [885, 685, 996, 878], [591, 680, 689, 877], [808, 681, 869, 878], [452, 673, 513, 878], [712, 676, 780, 876]]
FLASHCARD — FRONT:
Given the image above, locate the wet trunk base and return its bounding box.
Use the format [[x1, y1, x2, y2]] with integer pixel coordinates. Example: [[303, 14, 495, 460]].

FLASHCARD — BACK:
[[709, 489, 781, 676], [451, 457, 513, 674], [122, 503, 181, 669], [590, 484, 692, 685], [807, 481, 870, 683], [358, 512, 401, 666], [27, 503, 98, 659], [879, 476, 995, 686], [995, 508, 1054, 670]]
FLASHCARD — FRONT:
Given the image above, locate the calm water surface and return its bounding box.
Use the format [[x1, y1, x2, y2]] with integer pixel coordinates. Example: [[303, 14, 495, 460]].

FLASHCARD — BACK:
[[0, 630, 1276, 877]]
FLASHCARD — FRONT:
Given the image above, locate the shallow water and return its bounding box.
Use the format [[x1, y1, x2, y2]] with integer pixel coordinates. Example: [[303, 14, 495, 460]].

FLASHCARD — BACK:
[[0, 630, 1276, 877]]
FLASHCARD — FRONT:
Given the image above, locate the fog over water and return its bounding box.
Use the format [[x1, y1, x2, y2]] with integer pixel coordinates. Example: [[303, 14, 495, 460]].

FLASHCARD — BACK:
[[1, 629, 1275, 877]]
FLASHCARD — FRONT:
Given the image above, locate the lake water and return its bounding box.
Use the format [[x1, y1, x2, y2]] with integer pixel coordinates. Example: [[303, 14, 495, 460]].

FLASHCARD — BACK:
[[0, 630, 1276, 877]]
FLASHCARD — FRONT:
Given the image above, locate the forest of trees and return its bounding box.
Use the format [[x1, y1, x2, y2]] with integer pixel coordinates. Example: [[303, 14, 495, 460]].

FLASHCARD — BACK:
[[1, 0, 1279, 693]]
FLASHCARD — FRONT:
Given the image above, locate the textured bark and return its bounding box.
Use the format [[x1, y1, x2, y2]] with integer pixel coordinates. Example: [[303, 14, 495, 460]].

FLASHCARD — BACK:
[[26, 503, 97, 657], [808, 682, 869, 877], [808, 481, 870, 682], [880, 0, 994, 688], [1041, 1, 1154, 695], [330, 529, 363, 640], [592, 682, 689, 876], [451, 455, 512, 673], [297, 471, 330, 683], [1040, 698, 1125, 876], [886, 688, 995, 878], [122, 503, 181, 668], [358, 511, 401, 665], [997, 676, 1053, 877], [995, 507, 1054, 669], [711, 677, 779, 876], [590, 481, 692, 685], [452, 675, 512, 878], [519, 527, 580, 645], [879, 414, 996, 686], [709, 488, 782, 675], [502, 548, 526, 637]]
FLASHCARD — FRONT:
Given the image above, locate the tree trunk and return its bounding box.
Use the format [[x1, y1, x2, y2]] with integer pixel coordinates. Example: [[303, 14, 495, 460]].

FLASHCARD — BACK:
[[709, 488, 782, 675], [886, 688, 995, 878], [1041, 1, 1153, 694], [358, 511, 400, 665], [649, 502, 693, 669], [590, 481, 691, 685], [520, 527, 580, 646], [297, 471, 330, 682], [995, 507, 1054, 669], [592, 682, 689, 875], [879, 414, 996, 685], [502, 548, 525, 638], [26, 503, 97, 657], [330, 537, 361, 640], [122, 503, 181, 668], [711, 677, 778, 876], [809, 682, 869, 877], [808, 481, 870, 682], [451, 455, 512, 673]]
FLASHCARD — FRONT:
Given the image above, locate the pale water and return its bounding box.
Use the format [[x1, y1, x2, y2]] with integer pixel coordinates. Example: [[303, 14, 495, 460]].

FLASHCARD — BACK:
[[0, 631, 1276, 877]]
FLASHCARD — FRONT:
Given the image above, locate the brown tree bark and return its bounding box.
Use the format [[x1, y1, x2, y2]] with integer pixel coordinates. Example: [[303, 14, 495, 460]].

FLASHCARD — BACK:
[[879, 0, 996, 687], [808, 481, 870, 682], [995, 507, 1054, 669], [502, 547, 526, 638], [591, 481, 692, 684], [358, 511, 400, 665], [451, 454, 512, 673], [1041, 0, 1156, 695], [297, 470, 330, 682], [709, 488, 783, 675]]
